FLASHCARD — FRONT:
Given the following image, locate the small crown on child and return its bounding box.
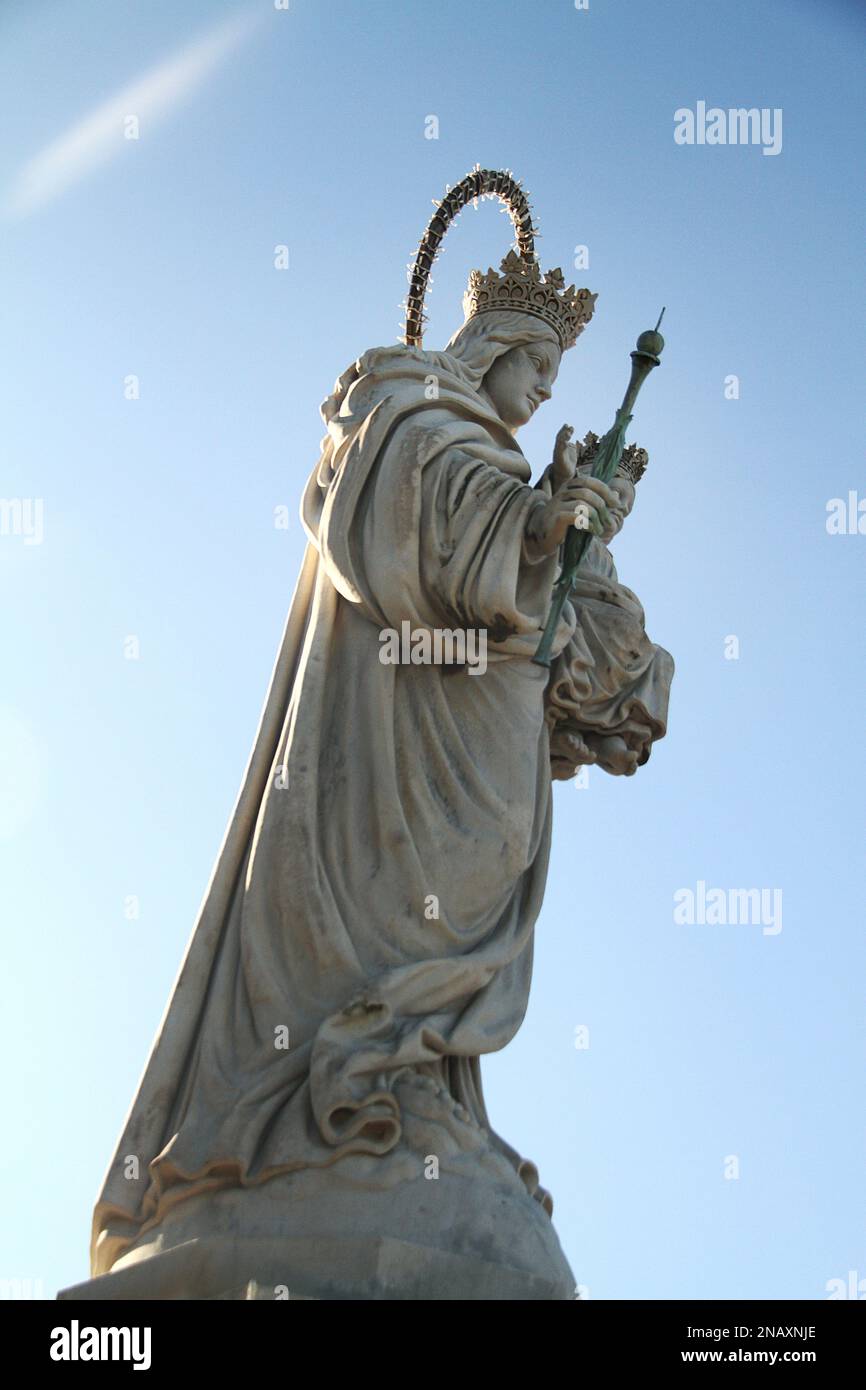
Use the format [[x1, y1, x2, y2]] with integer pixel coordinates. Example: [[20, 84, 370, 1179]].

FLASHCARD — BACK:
[[579, 431, 649, 485], [617, 444, 649, 485], [463, 249, 597, 352]]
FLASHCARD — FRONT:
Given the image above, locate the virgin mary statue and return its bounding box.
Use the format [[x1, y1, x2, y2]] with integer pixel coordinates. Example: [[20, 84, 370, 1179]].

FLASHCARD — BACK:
[[72, 171, 673, 1302]]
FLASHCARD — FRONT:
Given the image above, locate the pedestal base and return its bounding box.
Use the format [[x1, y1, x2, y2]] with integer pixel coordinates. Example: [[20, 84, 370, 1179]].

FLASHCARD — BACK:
[[58, 1234, 572, 1301], [64, 1119, 577, 1301]]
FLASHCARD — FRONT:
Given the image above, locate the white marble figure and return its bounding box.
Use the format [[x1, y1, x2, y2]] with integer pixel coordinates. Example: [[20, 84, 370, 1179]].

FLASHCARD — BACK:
[[82, 237, 674, 1302]]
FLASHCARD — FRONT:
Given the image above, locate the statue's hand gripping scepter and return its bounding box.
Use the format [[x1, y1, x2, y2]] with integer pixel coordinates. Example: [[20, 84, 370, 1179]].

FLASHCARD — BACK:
[[531, 311, 666, 668]]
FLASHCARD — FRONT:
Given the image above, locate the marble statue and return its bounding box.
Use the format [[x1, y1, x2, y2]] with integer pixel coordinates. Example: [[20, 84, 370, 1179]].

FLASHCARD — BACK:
[[61, 169, 673, 1302]]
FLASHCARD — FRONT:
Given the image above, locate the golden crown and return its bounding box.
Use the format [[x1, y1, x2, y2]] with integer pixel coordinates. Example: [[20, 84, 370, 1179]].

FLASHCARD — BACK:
[[403, 167, 597, 354], [463, 248, 596, 351], [579, 431, 649, 486]]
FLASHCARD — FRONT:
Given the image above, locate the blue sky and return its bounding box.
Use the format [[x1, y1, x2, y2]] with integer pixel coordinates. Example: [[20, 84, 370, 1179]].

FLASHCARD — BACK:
[[1, 0, 863, 1300]]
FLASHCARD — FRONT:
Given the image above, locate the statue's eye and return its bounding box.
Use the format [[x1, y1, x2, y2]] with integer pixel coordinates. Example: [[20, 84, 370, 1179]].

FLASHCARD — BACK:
[[529, 356, 542, 370]]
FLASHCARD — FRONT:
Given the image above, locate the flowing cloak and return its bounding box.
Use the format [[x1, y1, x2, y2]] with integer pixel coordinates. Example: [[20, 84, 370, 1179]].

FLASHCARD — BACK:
[[90, 343, 672, 1277]]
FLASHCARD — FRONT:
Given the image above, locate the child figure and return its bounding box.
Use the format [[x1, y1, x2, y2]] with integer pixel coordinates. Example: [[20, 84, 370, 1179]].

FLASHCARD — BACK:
[[537, 429, 674, 780]]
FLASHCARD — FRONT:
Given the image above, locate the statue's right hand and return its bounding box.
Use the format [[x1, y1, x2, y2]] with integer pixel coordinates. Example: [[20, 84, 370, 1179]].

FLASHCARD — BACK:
[[525, 475, 617, 559], [551, 424, 579, 489]]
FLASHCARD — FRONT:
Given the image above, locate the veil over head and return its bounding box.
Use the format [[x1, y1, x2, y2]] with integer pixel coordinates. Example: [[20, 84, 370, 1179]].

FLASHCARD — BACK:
[[443, 308, 564, 390]]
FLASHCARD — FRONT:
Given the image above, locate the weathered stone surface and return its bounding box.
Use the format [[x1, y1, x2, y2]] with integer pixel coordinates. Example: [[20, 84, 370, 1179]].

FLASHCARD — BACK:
[[60, 1236, 570, 1302], [70, 1157, 575, 1299]]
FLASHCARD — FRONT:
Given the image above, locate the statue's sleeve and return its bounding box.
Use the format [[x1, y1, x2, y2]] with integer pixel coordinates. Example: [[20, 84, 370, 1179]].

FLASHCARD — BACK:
[[310, 408, 574, 661]]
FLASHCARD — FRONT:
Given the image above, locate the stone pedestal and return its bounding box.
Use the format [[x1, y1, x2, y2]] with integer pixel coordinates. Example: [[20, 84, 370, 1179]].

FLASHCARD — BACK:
[[58, 1235, 570, 1301], [59, 1159, 576, 1301]]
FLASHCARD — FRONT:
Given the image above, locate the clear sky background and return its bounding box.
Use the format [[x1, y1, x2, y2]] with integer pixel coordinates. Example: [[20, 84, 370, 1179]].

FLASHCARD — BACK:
[[1, 0, 863, 1301]]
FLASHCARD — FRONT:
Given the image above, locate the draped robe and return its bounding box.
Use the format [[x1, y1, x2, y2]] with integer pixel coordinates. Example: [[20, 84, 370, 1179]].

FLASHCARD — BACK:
[[90, 343, 672, 1278]]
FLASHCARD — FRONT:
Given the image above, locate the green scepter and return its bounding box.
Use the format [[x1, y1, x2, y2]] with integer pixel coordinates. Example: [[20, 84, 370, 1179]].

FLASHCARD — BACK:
[[531, 309, 666, 668]]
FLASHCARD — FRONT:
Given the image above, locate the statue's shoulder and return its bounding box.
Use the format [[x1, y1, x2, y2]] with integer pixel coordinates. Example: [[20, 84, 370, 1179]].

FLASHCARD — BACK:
[[321, 343, 475, 425], [354, 342, 471, 387]]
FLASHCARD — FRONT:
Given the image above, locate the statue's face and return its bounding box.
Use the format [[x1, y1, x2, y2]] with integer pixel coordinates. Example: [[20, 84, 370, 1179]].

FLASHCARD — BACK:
[[480, 336, 562, 429]]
